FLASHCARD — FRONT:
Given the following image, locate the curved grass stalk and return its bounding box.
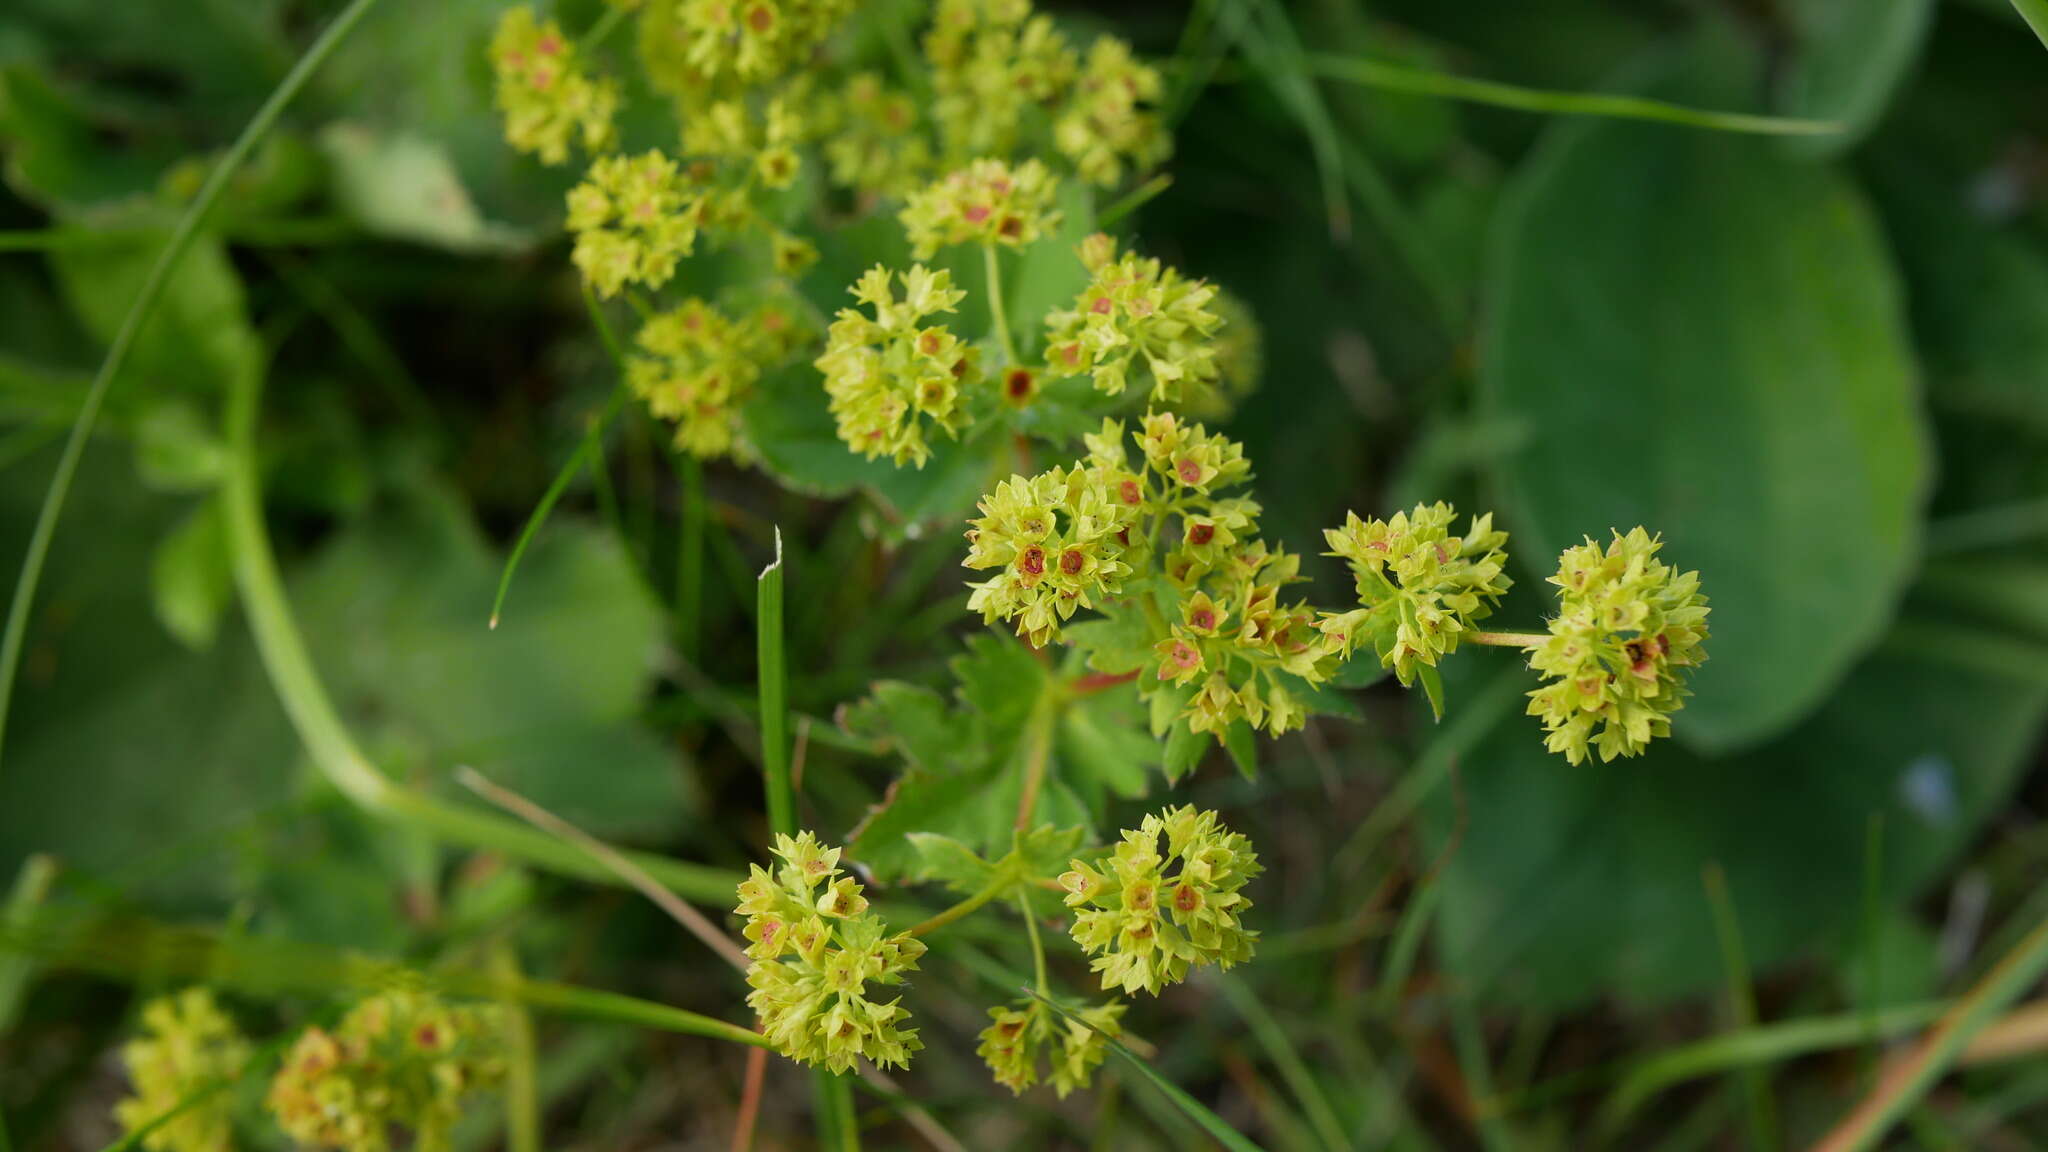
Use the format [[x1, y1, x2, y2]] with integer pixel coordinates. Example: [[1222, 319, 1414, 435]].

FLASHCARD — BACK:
[[0, 0, 388, 775], [1812, 913, 2048, 1152], [223, 356, 736, 904], [1305, 55, 1842, 136], [491, 287, 631, 628]]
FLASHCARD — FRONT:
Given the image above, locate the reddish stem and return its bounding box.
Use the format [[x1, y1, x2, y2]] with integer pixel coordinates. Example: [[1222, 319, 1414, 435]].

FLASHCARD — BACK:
[[1068, 670, 1140, 695]]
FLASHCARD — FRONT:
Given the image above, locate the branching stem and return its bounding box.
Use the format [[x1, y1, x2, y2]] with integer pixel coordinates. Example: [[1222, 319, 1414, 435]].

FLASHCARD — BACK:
[[1467, 630, 1549, 649]]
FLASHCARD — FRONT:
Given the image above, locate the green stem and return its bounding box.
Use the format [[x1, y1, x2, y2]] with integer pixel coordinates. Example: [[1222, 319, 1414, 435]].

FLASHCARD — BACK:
[[583, 0, 629, 48], [1018, 891, 1049, 997], [223, 354, 735, 903], [908, 867, 1018, 938], [491, 945, 542, 1152], [1703, 864, 1777, 1152], [758, 529, 793, 837], [983, 242, 1018, 366], [1303, 54, 1842, 136], [0, 217, 355, 253], [1467, 629, 1548, 649], [1812, 913, 2048, 1151], [0, 0, 388, 776], [1013, 689, 1058, 830]]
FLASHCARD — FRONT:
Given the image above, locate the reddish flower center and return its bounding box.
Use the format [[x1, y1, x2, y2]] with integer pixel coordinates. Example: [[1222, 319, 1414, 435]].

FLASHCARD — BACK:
[[1176, 459, 1202, 484], [1188, 522, 1214, 545], [1060, 549, 1086, 575], [1005, 368, 1033, 399], [1190, 608, 1215, 631], [1019, 547, 1046, 576]]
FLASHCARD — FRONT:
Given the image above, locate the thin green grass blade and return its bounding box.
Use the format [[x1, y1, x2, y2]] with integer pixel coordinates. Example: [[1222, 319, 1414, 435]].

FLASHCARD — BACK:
[[490, 286, 631, 628], [1027, 989, 1267, 1152], [1813, 913, 2048, 1150], [2011, 0, 2048, 48], [1219, 0, 1349, 239], [1305, 54, 1843, 135], [758, 528, 793, 838], [1218, 977, 1348, 1152], [0, 0, 387, 775], [1702, 864, 1778, 1151]]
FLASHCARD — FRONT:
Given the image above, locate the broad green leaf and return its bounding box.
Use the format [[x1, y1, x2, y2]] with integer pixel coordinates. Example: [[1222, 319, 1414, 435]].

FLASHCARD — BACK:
[[904, 832, 996, 892], [318, 121, 526, 252], [0, 65, 162, 208], [291, 488, 692, 842], [845, 636, 1145, 881], [1481, 47, 1926, 751], [132, 397, 229, 492], [50, 223, 262, 403], [1780, 0, 1935, 157], [150, 496, 234, 650], [1429, 619, 2048, 1010]]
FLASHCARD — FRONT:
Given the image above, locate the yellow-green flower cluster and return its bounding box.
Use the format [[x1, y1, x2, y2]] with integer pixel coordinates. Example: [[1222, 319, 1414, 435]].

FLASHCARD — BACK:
[[923, 0, 1166, 187], [490, 8, 618, 166], [1526, 528, 1710, 764], [266, 990, 505, 1152], [679, 93, 807, 187], [1046, 237, 1224, 403], [628, 297, 805, 460], [115, 989, 250, 1152], [976, 997, 1124, 1097], [817, 73, 932, 197], [567, 150, 701, 298], [736, 832, 927, 1073], [1320, 502, 1512, 687], [815, 265, 980, 467], [926, 0, 1076, 165], [1060, 807, 1259, 996], [1055, 37, 1168, 186], [667, 0, 854, 88], [963, 462, 1138, 648], [900, 158, 1060, 259], [1108, 415, 1326, 735]]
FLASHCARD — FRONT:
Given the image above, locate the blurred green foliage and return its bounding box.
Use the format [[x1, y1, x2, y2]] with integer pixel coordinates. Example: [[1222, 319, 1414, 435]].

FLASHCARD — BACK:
[[0, 0, 2044, 1147]]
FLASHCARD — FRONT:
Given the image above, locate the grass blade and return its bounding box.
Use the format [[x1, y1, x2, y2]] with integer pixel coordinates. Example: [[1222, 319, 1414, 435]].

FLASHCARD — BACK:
[[1305, 55, 1843, 136], [1027, 989, 1267, 1152], [491, 286, 631, 628], [2011, 0, 2048, 49], [1812, 913, 2048, 1151], [1218, 977, 1348, 1152], [758, 527, 793, 838], [1702, 864, 1777, 1151], [0, 854, 56, 1034], [0, 0, 387, 774]]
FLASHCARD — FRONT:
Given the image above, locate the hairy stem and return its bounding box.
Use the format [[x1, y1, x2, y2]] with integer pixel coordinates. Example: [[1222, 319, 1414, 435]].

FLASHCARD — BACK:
[[0, 0, 388, 775], [983, 242, 1018, 365], [1467, 629, 1549, 649]]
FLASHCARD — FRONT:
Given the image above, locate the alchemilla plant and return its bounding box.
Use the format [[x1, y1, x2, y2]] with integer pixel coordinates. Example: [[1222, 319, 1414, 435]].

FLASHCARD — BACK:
[[481, 0, 1710, 1098], [99, 0, 1713, 1133]]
